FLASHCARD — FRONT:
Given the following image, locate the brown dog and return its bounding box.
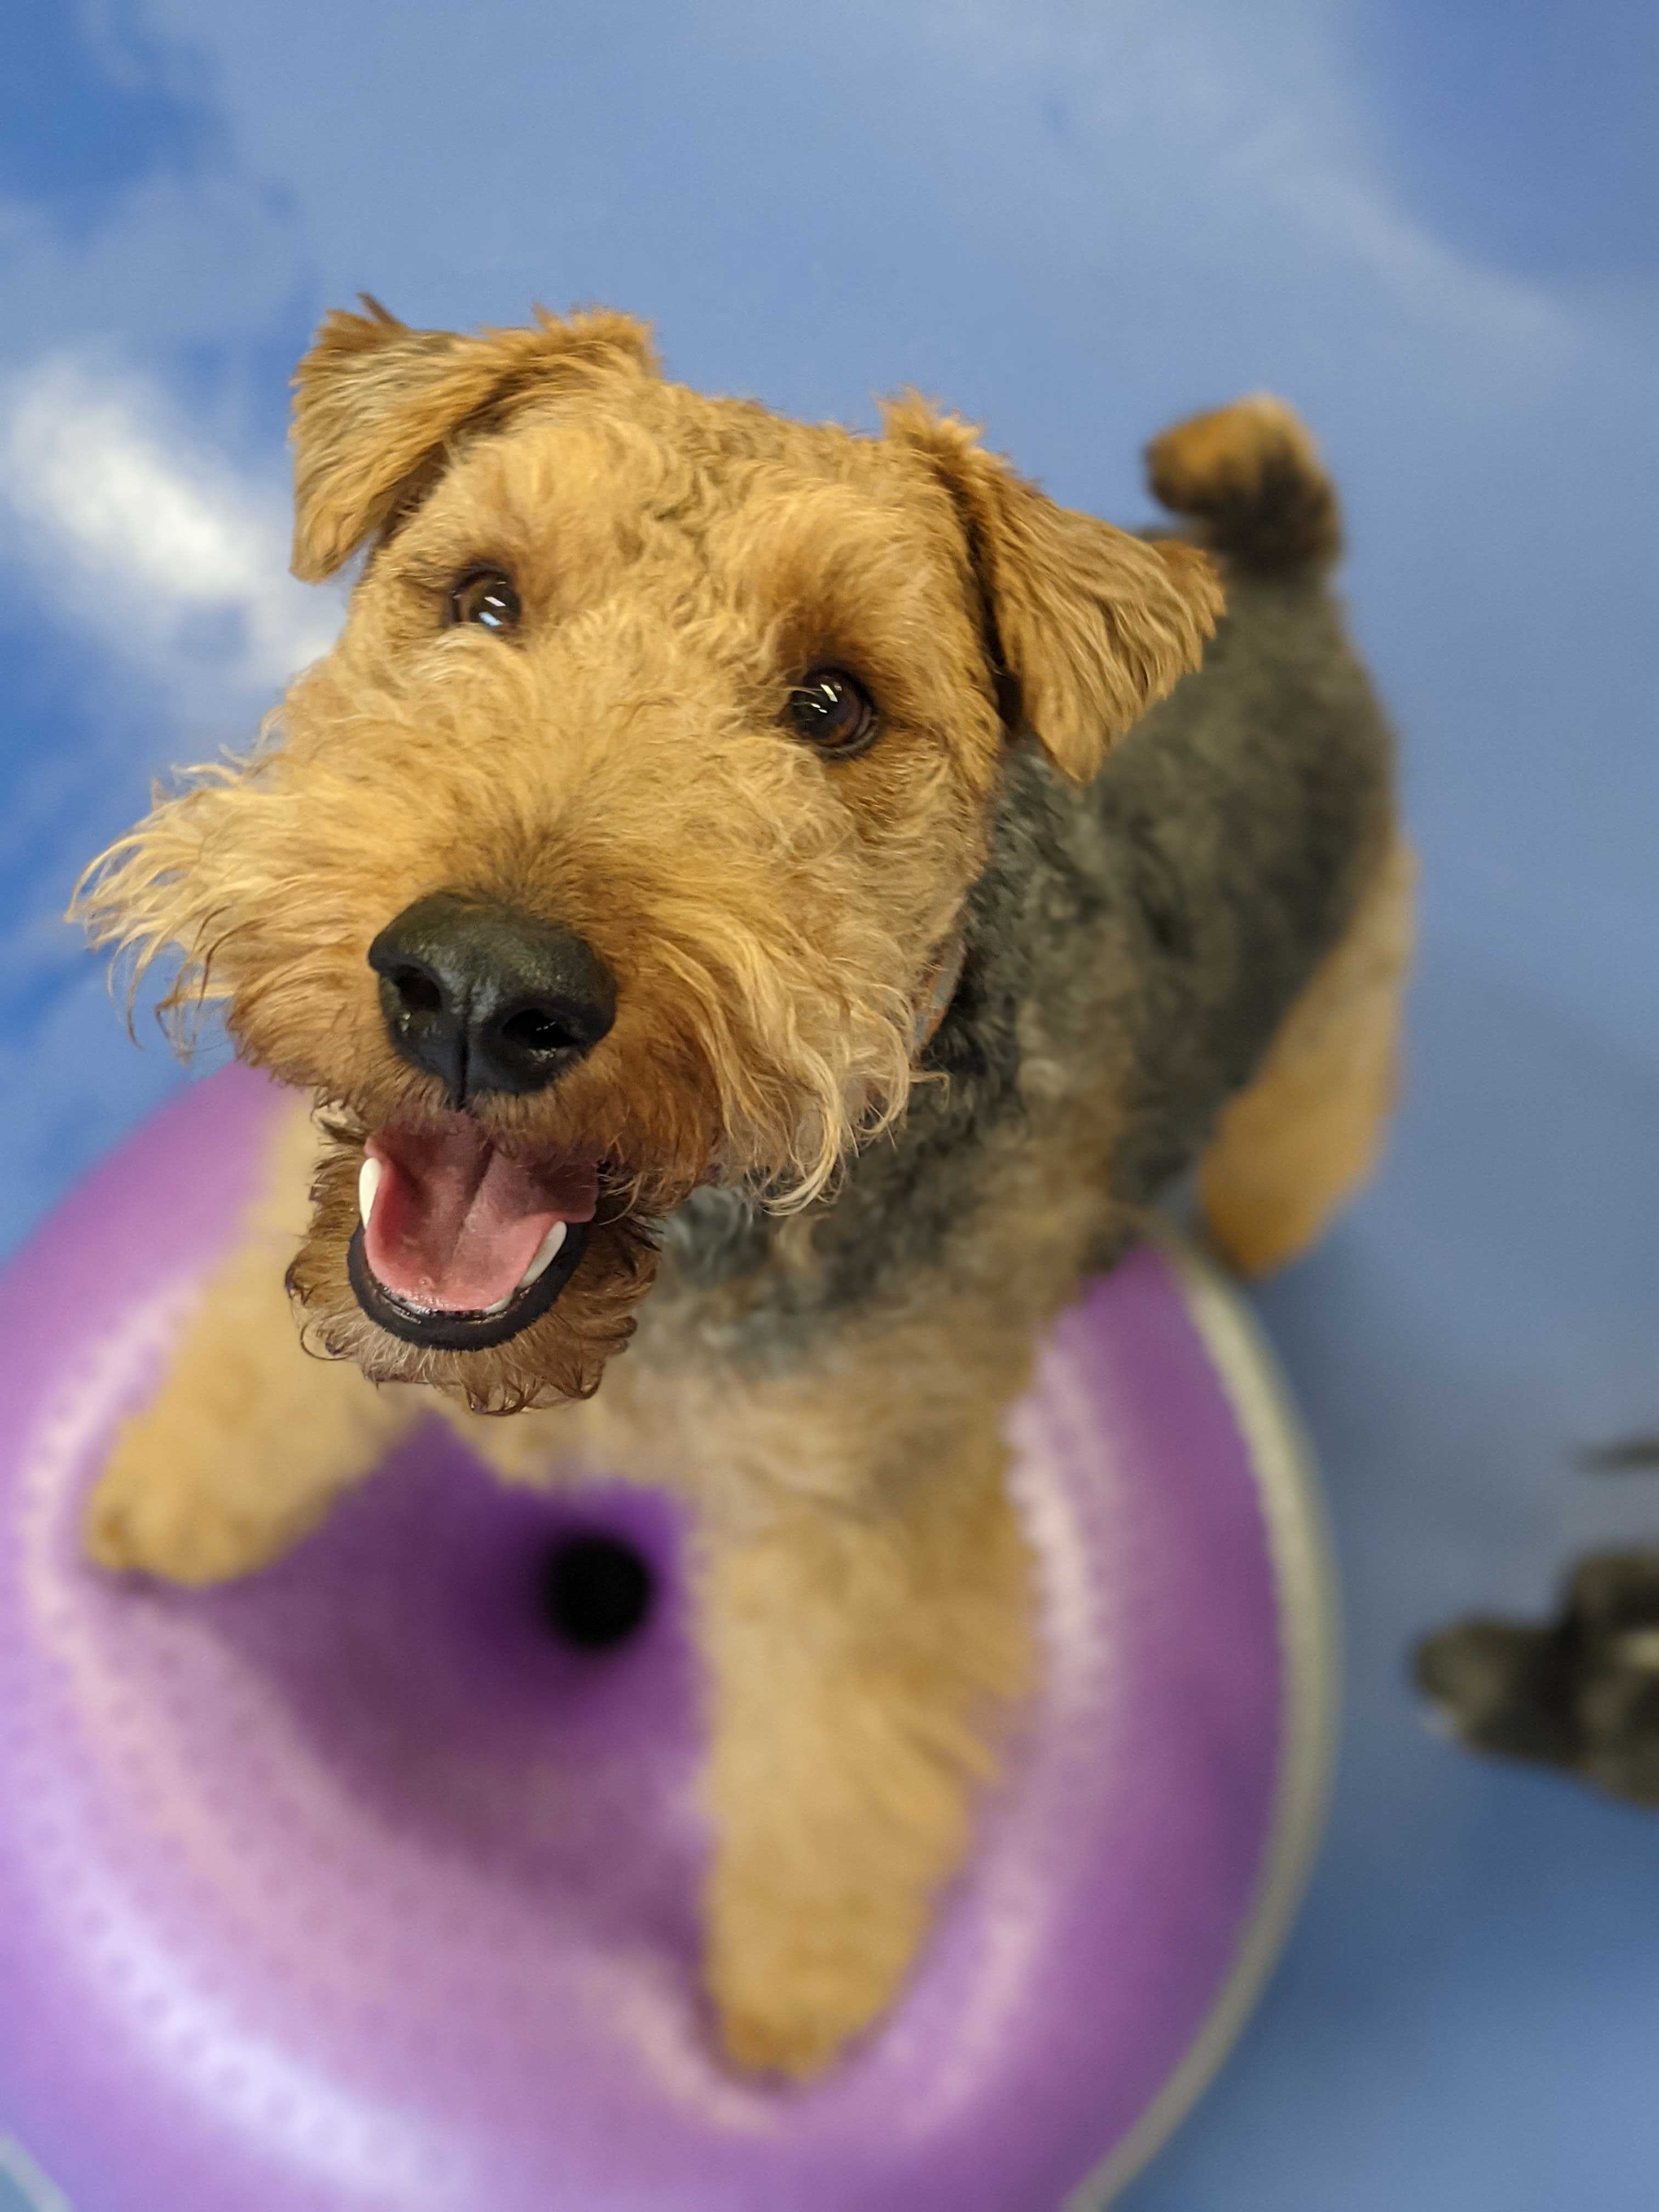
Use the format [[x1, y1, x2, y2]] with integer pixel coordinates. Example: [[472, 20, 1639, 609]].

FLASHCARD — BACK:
[[76, 302, 1407, 2078]]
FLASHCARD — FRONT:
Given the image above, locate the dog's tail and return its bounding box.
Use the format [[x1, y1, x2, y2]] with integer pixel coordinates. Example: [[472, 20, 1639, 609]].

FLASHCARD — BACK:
[[1144, 393, 1341, 575]]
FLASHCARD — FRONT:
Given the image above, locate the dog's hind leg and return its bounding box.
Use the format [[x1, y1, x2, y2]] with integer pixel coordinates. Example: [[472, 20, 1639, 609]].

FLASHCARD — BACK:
[[1197, 836, 1415, 1277], [85, 1099, 420, 1584]]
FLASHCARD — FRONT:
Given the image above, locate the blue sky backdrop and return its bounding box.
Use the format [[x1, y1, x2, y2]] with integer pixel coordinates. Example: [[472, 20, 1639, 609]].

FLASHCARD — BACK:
[[1, 5, 1656, 2208]]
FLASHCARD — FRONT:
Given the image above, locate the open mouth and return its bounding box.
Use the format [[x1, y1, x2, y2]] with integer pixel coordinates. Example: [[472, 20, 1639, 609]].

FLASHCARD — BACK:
[[346, 1115, 599, 1352]]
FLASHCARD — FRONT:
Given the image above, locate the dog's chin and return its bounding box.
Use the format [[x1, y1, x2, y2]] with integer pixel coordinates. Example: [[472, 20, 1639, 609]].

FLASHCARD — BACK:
[[285, 1130, 662, 1413]]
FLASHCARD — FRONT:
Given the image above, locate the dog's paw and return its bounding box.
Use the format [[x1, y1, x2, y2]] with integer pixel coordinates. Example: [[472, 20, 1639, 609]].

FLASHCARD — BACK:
[[718, 2011, 850, 2084], [713, 1966, 887, 2084], [708, 1910, 924, 2083], [83, 1455, 318, 1586]]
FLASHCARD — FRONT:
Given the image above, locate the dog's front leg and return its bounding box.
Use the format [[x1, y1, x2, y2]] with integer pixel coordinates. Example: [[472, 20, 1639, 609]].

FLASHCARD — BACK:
[[696, 1434, 1036, 2080], [86, 1101, 419, 1584]]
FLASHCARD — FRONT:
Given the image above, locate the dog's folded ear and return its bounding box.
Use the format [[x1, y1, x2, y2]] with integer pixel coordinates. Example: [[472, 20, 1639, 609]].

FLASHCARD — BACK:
[[290, 299, 658, 583], [884, 398, 1222, 782]]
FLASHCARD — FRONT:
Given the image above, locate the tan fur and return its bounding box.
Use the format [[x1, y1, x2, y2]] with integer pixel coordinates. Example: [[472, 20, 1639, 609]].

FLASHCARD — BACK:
[[439, 1068, 1125, 2074], [1199, 837, 1415, 1275], [700, 1452, 1034, 2079], [886, 396, 1222, 780], [71, 306, 1385, 2078], [86, 1099, 419, 1582], [291, 298, 661, 582]]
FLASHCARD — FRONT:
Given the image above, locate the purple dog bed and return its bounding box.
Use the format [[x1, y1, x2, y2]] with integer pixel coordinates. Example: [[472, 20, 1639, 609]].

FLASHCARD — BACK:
[[0, 1069, 1334, 2211]]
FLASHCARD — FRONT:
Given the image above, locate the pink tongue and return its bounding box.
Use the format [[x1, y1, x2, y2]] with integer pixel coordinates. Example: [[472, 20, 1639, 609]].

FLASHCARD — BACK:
[[363, 1119, 597, 1314]]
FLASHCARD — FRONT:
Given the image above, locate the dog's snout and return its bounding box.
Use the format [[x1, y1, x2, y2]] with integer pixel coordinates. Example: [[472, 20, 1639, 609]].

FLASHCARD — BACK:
[[369, 893, 616, 1101]]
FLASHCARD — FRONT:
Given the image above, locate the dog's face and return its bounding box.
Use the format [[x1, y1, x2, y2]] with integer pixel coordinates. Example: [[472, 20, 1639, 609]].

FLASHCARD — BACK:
[[80, 304, 1218, 1411]]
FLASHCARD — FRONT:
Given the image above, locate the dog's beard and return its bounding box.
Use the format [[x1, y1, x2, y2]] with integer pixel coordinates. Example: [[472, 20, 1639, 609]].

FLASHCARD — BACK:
[[286, 1128, 663, 1413], [74, 754, 934, 1406], [262, 930, 923, 1412]]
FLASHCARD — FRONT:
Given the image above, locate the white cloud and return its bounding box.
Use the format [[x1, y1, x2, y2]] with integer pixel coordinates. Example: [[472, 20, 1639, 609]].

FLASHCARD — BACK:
[[0, 354, 339, 726], [0, 355, 332, 1253], [0, 356, 337, 1173], [859, 0, 1577, 375]]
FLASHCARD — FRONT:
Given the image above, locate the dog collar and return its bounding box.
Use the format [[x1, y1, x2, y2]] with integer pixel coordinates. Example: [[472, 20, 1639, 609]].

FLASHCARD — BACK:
[[911, 922, 967, 1058]]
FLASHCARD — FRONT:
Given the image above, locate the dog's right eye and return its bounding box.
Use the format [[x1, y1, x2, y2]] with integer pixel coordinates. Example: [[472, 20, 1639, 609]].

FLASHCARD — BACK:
[[448, 569, 521, 634]]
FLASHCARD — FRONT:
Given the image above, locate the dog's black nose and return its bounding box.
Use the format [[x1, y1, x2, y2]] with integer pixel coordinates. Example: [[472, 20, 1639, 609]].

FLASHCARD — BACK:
[[369, 893, 616, 1101]]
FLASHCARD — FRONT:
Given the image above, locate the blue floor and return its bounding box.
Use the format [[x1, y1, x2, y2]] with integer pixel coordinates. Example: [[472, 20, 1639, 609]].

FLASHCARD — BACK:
[[1121, 940, 1659, 2209]]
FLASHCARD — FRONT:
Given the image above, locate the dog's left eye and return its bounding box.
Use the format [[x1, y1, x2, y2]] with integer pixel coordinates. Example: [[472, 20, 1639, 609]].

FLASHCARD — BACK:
[[448, 569, 521, 634], [784, 667, 879, 759]]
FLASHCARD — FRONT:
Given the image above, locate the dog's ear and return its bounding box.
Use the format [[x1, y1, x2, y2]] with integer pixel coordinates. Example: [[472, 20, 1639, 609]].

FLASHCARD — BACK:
[[290, 298, 659, 582], [884, 397, 1222, 781]]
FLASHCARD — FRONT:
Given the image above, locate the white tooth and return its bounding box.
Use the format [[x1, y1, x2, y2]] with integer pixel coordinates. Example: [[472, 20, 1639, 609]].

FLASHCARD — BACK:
[[516, 1220, 568, 1291], [358, 1157, 383, 1228]]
